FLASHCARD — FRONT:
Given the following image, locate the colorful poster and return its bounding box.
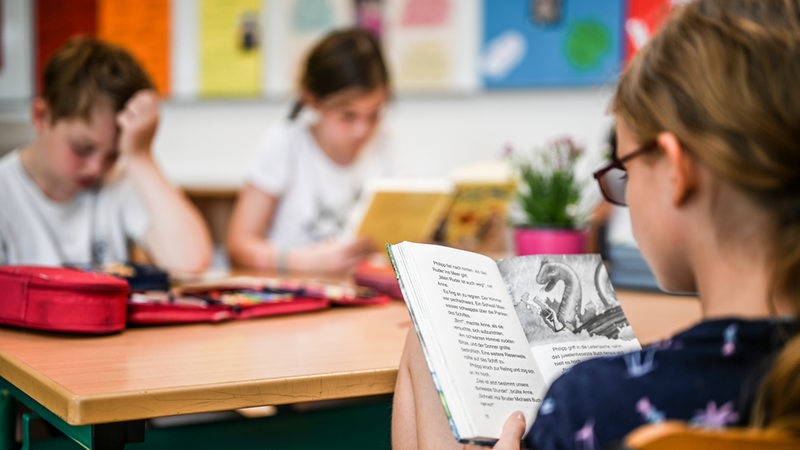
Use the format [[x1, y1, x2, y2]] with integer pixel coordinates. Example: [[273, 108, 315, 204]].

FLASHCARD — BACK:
[[264, 0, 354, 96], [200, 0, 263, 97], [36, 0, 97, 95], [383, 0, 478, 93], [624, 0, 671, 62], [481, 0, 624, 88], [355, 0, 384, 38], [98, 0, 171, 94]]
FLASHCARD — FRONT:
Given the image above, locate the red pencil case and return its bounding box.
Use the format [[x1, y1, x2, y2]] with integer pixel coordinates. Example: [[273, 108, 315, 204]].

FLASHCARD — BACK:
[[127, 277, 391, 325], [0, 266, 129, 334], [353, 260, 403, 300], [127, 292, 331, 325], [127, 277, 329, 325]]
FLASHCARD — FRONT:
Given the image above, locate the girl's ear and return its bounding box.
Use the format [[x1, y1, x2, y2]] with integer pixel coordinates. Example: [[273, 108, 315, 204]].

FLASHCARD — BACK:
[[300, 89, 319, 111], [657, 132, 698, 206], [30, 98, 51, 133]]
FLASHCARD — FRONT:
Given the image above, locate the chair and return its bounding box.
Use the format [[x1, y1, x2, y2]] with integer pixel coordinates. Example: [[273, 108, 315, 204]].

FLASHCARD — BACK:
[[623, 420, 800, 450]]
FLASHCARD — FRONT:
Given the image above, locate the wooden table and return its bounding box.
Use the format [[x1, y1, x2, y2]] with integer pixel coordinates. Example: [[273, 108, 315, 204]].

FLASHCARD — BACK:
[[0, 290, 701, 449], [616, 290, 702, 344], [0, 302, 410, 449]]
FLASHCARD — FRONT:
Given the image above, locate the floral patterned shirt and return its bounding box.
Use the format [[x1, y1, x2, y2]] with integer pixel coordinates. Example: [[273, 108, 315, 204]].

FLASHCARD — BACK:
[[525, 318, 795, 450]]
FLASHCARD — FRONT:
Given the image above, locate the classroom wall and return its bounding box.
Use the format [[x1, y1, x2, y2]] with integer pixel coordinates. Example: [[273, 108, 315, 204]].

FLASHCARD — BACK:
[[0, 0, 615, 186], [155, 90, 615, 187]]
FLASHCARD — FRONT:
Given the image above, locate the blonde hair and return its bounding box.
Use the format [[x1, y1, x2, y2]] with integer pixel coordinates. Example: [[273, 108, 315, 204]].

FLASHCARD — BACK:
[[612, 0, 800, 431], [752, 338, 800, 432]]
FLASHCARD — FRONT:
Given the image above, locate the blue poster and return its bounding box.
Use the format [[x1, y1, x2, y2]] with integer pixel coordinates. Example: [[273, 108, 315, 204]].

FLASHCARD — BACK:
[[481, 0, 624, 88]]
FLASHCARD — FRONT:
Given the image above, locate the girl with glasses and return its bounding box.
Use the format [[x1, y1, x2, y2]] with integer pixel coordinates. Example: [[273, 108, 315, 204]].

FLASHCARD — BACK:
[[391, 1, 800, 448]]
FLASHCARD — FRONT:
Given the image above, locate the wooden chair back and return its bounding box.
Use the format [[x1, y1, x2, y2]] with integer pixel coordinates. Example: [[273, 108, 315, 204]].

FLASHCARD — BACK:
[[624, 421, 800, 450]]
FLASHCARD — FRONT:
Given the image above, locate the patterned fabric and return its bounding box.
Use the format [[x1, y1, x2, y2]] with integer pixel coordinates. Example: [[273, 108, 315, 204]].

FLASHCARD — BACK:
[[525, 318, 795, 450]]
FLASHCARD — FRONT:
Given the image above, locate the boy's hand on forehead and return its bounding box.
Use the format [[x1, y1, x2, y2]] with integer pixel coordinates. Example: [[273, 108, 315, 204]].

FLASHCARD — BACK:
[[116, 90, 160, 157]]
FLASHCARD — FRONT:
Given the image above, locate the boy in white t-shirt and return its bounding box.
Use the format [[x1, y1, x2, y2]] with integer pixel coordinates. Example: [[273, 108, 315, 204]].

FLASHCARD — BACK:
[[0, 37, 212, 273]]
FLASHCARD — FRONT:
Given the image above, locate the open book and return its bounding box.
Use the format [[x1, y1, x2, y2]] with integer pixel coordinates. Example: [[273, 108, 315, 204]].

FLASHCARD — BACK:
[[387, 241, 641, 444], [343, 178, 454, 246]]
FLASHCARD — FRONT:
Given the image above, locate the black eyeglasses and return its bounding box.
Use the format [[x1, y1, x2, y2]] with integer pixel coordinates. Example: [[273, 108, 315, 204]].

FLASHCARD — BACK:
[[592, 142, 658, 206]]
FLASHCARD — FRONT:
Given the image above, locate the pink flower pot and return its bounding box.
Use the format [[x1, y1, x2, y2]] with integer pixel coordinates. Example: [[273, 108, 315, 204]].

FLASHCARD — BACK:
[[513, 227, 587, 255]]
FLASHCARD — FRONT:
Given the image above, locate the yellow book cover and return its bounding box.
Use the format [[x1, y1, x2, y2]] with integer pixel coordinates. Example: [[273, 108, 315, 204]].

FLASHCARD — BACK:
[[344, 178, 454, 247], [438, 161, 516, 253]]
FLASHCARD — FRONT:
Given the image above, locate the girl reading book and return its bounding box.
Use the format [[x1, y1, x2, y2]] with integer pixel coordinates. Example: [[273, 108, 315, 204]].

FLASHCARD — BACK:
[[391, 0, 800, 448], [226, 28, 395, 275]]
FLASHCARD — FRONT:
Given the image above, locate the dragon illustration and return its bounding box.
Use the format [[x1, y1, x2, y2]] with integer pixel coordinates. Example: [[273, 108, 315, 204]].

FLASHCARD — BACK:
[[536, 260, 582, 332], [532, 259, 630, 339]]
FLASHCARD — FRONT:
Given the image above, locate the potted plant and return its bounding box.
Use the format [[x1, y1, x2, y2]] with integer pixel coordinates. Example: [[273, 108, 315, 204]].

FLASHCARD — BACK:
[[507, 136, 589, 255]]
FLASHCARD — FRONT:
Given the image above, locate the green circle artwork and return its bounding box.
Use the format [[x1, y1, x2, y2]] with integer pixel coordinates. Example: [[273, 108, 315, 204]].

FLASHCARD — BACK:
[[564, 20, 611, 71]]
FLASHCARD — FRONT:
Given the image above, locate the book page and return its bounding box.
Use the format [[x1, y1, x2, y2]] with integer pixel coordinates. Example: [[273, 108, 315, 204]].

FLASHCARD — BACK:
[[389, 242, 544, 442], [497, 254, 641, 385]]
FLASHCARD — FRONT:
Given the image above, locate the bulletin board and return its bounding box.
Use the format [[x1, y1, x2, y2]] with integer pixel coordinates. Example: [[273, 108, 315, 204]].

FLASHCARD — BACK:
[[480, 0, 624, 88], [26, 0, 672, 99]]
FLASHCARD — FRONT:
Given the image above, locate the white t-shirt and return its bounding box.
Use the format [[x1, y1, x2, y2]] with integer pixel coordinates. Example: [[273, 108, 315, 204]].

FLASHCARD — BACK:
[[0, 150, 150, 266], [246, 120, 396, 249]]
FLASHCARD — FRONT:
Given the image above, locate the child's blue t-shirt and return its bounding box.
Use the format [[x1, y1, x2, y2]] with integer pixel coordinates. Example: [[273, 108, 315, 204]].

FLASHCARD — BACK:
[[526, 318, 795, 450]]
